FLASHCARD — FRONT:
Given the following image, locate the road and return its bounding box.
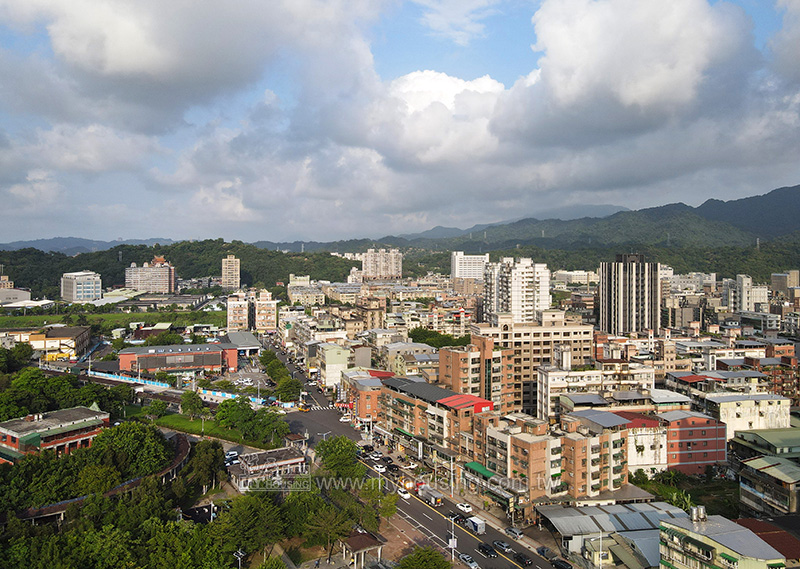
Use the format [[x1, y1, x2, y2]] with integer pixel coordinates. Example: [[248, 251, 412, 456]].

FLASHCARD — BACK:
[[362, 457, 550, 569], [260, 338, 553, 569]]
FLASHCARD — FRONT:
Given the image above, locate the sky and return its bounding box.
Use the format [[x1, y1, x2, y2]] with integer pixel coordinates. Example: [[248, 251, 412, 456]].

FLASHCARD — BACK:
[[0, 0, 799, 243]]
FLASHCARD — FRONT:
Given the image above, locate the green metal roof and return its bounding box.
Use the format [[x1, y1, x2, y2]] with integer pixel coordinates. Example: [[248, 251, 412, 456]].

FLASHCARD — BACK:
[[40, 418, 104, 440], [719, 553, 738, 563], [0, 446, 24, 461], [464, 461, 496, 479], [394, 427, 414, 438]]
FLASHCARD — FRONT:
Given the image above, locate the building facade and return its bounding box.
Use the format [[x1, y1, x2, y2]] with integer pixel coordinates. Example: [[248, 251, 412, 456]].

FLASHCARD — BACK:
[[438, 335, 516, 413], [483, 257, 551, 324], [658, 410, 727, 475], [0, 406, 110, 465], [118, 343, 239, 373], [451, 251, 489, 280], [60, 271, 103, 303], [125, 256, 176, 294], [221, 254, 241, 290], [599, 254, 660, 335], [362, 249, 403, 280]]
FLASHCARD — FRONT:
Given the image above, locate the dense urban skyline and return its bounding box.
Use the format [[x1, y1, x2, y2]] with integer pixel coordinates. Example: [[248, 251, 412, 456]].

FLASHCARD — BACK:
[[1, 0, 799, 243]]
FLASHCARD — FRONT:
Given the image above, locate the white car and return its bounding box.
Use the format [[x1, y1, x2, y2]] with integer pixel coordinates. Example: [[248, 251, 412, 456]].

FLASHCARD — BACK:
[[374, 464, 387, 474], [339, 415, 352, 423], [458, 553, 479, 569], [397, 488, 411, 499], [404, 461, 418, 470], [456, 503, 473, 514]]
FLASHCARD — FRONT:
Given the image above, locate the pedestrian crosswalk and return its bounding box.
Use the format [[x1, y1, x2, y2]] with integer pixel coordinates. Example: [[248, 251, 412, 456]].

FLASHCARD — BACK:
[[308, 405, 336, 411]]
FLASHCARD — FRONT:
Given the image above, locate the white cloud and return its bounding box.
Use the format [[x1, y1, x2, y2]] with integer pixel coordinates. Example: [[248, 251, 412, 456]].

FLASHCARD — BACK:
[[412, 0, 502, 45], [771, 0, 800, 83], [7, 169, 62, 205]]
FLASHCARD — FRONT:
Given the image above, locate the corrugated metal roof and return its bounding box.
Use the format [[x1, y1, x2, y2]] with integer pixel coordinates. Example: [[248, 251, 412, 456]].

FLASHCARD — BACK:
[[537, 502, 687, 538]]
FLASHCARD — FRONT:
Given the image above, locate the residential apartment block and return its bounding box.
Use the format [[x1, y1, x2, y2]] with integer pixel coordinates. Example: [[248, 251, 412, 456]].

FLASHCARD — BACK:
[[438, 335, 516, 413], [660, 513, 784, 569], [221, 254, 241, 290], [739, 455, 800, 516], [599, 254, 660, 335], [471, 310, 595, 414], [702, 393, 790, 440], [125, 256, 176, 294], [483, 257, 550, 324], [659, 410, 727, 475], [226, 291, 252, 331], [451, 251, 489, 280], [0, 275, 13, 289], [60, 270, 102, 303], [362, 248, 402, 280]]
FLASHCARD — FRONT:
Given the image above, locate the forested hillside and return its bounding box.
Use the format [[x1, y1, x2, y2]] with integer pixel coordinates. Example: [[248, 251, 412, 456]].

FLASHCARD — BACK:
[[0, 240, 358, 298]]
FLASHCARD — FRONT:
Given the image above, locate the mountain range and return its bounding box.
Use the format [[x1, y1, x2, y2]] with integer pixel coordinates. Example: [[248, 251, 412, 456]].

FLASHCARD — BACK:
[[1, 185, 798, 255]]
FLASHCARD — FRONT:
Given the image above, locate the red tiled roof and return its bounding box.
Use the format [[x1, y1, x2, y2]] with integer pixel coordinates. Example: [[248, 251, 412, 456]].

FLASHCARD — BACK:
[[612, 411, 660, 428], [366, 369, 395, 378], [679, 374, 721, 384], [736, 519, 800, 560], [438, 393, 493, 410]]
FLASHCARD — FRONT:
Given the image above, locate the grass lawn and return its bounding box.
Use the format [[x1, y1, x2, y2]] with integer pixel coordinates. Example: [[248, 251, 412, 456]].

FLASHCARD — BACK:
[[155, 412, 270, 449]]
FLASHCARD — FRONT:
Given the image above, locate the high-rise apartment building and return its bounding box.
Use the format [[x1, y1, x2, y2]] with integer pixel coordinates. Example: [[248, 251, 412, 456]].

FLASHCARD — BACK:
[[722, 274, 769, 312], [471, 311, 594, 415], [438, 335, 516, 413], [60, 271, 103, 303], [599, 254, 660, 335], [362, 248, 402, 280], [483, 257, 550, 324], [226, 291, 252, 331], [254, 290, 279, 333], [450, 251, 489, 280], [125, 256, 176, 294], [221, 254, 241, 290]]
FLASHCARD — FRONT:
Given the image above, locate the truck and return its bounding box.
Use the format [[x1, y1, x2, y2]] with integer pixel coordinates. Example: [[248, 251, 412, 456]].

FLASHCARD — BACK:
[[466, 516, 486, 535], [416, 483, 444, 507]]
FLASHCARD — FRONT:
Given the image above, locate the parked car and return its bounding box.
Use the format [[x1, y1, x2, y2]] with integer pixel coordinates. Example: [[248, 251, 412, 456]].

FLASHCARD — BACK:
[[537, 546, 558, 560], [387, 464, 400, 473], [361, 445, 374, 453], [381, 456, 394, 464], [404, 461, 418, 470], [513, 552, 533, 566], [374, 464, 387, 474], [456, 502, 473, 514], [453, 514, 467, 526], [339, 415, 351, 422], [370, 452, 383, 460], [458, 553, 480, 569], [492, 540, 512, 553], [476, 543, 498, 558], [397, 488, 411, 499], [552, 559, 572, 569], [504, 527, 524, 540]]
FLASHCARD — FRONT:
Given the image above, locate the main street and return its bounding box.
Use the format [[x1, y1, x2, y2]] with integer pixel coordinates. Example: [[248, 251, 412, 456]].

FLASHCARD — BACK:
[[362, 459, 550, 569], [255, 341, 552, 569]]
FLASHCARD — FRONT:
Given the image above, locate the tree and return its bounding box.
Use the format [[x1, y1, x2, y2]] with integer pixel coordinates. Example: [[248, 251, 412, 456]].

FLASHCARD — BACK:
[[180, 390, 204, 419], [76, 464, 122, 496], [259, 558, 288, 569], [397, 546, 452, 569], [145, 399, 168, 420], [316, 436, 366, 480], [630, 469, 648, 486], [305, 506, 351, 563]]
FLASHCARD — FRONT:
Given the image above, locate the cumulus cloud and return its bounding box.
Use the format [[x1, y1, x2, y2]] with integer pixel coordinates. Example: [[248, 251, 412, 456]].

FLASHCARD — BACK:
[[7, 169, 62, 206], [771, 0, 800, 83], [0, 0, 799, 241], [412, 0, 502, 45]]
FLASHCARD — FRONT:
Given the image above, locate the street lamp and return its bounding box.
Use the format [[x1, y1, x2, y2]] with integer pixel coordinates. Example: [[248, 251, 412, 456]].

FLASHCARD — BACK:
[[233, 549, 245, 569], [317, 431, 331, 441]]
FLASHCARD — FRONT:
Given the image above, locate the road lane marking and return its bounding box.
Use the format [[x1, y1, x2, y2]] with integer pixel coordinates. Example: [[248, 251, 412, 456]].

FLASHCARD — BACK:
[[422, 512, 433, 521]]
